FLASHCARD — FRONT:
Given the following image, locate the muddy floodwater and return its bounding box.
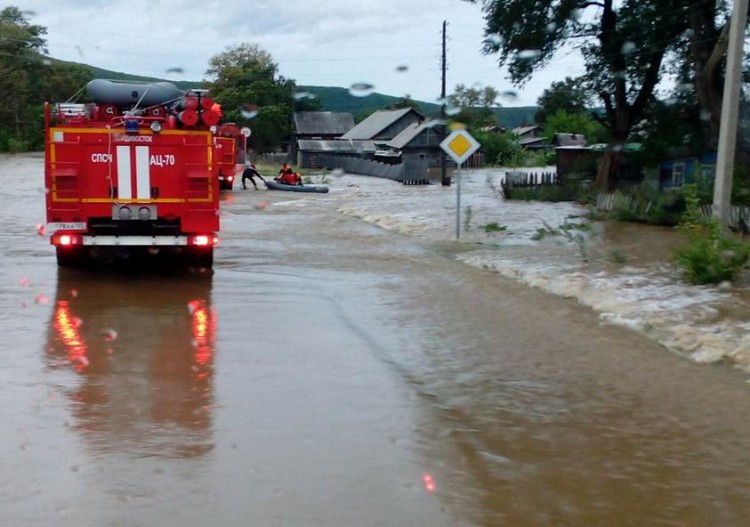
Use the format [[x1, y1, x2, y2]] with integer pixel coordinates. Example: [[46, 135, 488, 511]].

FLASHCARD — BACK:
[[3, 153, 750, 526]]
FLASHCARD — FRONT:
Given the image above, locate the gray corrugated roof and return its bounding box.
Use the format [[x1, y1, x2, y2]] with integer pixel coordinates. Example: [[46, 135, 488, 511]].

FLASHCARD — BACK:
[[519, 136, 547, 146], [386, 122, 421, 149], [298, 139, 376, 153], [294, 111, 355, 135], [512, 125, 541, 137], [340, 108, 416, 140]]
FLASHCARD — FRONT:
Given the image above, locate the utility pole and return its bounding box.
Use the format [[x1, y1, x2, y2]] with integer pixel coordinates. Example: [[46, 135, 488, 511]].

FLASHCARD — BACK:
[[440, 20, 451, 187], [713, 0, 749, 228]]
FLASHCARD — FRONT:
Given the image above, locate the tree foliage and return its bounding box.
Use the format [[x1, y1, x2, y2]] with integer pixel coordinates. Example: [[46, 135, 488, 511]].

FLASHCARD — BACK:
[[447, 83, 499, 127], [542, 109, 607, 144], [464, 0, 731, 190], [535, 76, 591, 124], [0, 6, 46, 151], [473, 130, 524, 166], [205, 43, 296, 153], [0, 7, 93, 151]]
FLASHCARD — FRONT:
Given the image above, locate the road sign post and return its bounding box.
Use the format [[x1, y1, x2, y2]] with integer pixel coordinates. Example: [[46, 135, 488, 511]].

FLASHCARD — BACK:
[[439, 129, 481, 239]]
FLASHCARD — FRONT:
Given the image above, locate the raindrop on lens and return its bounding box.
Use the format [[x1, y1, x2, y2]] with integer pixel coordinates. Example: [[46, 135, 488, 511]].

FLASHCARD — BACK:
[[700, 110, 712, 121], [484, 33, 503, 46], [517, 49, 541, 60], [621, 42, 636, 55], [500, 90, 518, 102], [546, 22, 557, 33], [349, 82, 374, 97], [240, 105, 258, 119], [293, 91, 316, 101], [445, 106, 461, 116], [102, 328, 118, 342]]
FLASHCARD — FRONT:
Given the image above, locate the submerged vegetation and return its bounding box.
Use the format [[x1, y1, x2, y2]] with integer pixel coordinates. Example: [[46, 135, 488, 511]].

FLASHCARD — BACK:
[[675, 185, 750, 285]]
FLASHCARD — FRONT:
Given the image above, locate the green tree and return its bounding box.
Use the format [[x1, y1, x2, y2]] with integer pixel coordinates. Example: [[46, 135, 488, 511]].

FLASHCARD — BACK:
[[542, 109, 606, 144], [465, 0, 688, 190], [205, 43, 296, 153], [385, 94, 421, 111], [447, 83, 499, 127], [0, 6, 47, 151], [535, 77, 591, 124], [474, 130, 524, 166]]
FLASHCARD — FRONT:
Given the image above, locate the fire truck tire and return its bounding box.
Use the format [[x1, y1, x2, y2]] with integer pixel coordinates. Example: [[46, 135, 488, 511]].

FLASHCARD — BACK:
[[56, 247, 88, 268]]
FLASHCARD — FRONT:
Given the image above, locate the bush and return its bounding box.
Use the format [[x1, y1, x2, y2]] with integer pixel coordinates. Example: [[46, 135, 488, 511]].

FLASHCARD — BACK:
[[675, 184, 750, 284]]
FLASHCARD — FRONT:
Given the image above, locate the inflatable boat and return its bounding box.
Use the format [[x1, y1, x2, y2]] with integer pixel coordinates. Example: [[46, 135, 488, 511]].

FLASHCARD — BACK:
[[264, 180, 329, 193]]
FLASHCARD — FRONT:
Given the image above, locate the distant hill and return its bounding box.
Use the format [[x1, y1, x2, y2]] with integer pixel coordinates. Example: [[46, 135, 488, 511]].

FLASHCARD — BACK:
[[66, 62, 539, 128], [299, 85, 539, 129]]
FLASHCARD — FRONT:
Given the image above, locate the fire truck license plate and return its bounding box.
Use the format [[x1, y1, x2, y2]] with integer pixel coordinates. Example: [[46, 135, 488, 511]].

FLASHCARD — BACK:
[[47, 222, 87, 231]]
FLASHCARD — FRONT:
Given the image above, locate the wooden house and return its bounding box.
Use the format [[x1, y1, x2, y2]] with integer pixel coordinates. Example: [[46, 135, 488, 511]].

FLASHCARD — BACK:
[[292, 111, 355, 163], [340, 108, 424, 141]]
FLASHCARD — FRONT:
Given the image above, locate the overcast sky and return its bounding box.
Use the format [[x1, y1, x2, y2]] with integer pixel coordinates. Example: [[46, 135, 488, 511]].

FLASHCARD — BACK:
[[19, 0, 586, 107]]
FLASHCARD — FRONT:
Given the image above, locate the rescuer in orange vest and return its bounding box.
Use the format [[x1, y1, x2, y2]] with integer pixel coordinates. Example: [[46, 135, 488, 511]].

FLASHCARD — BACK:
[[275, 163, 302, 185]]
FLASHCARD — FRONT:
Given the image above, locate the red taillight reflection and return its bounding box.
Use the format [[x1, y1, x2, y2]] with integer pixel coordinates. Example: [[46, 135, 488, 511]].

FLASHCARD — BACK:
[[53, 300, 88, 371], [190, 300, 216, 377]]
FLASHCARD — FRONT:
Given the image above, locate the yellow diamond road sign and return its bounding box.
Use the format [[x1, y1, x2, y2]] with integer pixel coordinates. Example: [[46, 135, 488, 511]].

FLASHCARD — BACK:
[[440, 129, 481, 165]]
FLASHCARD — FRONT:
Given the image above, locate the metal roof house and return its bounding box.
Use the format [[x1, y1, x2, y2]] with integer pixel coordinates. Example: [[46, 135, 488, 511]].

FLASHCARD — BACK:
[[292, 111, 355, 163], [512, 124, 547, 150], [296, 139, 377, 169], [340, 108, 424, 141], [383, 120, 452, 182], [293, 111, 355, 138], [297, 108, 424, 168]]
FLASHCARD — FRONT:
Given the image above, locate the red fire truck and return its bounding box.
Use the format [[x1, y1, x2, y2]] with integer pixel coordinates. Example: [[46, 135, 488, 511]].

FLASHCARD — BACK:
[[44, 79, 240, 268]]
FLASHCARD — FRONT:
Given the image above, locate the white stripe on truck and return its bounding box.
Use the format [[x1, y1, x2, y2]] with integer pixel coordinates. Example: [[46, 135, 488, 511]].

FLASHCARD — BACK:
[[116, 145, 132, 199], [135, 146, 151, 199]]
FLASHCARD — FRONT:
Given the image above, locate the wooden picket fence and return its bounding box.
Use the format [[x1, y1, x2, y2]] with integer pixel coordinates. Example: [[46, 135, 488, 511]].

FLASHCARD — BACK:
[[596, 192, 750, 232]]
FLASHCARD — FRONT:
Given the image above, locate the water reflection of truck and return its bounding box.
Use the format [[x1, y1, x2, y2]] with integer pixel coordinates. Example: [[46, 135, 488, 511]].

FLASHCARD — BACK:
[[44, 79, 243, 268], [46, 271, 217, 458]]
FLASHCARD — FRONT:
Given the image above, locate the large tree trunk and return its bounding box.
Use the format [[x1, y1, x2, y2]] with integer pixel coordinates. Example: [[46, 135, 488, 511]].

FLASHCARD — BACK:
[[594, 148, 623, 191]]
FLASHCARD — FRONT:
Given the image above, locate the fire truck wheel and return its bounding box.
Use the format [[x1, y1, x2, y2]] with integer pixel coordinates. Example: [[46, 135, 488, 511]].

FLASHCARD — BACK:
[[56, 247, 88, 268]]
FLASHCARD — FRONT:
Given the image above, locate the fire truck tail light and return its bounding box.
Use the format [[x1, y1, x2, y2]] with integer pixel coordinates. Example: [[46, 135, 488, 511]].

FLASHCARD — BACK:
[[190, 235, 218, 247], [227, 176, 234, 182], [52, 234, 81, 246]]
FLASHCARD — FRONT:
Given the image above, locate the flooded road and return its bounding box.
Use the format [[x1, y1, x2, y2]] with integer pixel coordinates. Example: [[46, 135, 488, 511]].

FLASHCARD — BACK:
[[3, 153, 750, 526]]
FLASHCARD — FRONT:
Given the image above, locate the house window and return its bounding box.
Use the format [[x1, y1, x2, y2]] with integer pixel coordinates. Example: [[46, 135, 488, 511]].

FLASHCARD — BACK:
[[672, 162, 685, 187]]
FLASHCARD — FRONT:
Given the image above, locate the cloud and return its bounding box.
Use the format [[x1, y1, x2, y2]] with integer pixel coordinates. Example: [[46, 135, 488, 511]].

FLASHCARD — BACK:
[[20, 0, 585, 106]]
